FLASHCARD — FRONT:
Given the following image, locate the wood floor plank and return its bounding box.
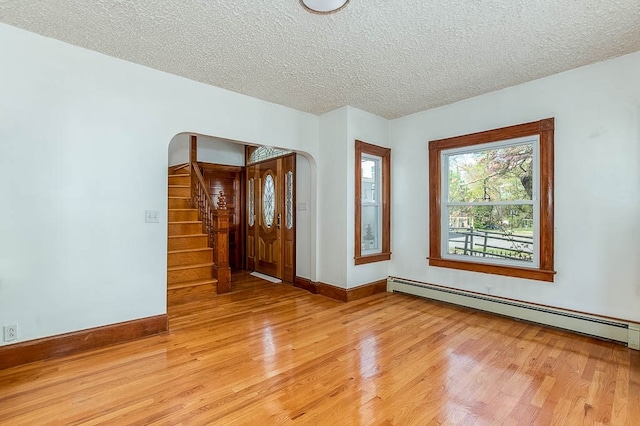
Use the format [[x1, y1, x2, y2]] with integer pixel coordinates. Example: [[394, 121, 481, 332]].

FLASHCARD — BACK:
[[1, 271, 638, 425]]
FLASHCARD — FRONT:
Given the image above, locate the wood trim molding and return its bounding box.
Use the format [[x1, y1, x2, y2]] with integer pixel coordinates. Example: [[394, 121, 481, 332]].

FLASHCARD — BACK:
[[295, 277, 388, 302], [354, 252, 391, 265], [190, 135, 197, 164], [294, 276, 317, 294], [198, 162, 243, 173], [0, 314, 168, 370], [316, 282, 348, 302], [169, 164, 190, 174], [428, 118, 555, 282], [346, 279, 388, 302], [354, 140, 391, 265], [428, 258, 555, 282]]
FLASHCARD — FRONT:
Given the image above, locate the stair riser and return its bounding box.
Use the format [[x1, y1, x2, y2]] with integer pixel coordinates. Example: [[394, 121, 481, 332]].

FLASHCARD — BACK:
[[168, 250, 213, 267], [167, 284, 218, 306], [168, 210, 199, 221], [167, 279, 217, 291], [168, 266, 213, 284], [168, 175, 190, 186], [168, 222, 202, 236], [168, 235, 208, 250], [169, 186, 191, 198], [168, 198, 191, 209]]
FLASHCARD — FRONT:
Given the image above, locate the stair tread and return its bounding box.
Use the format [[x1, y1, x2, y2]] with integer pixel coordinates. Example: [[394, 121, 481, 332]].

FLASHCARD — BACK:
[[168, 221, 201, 224], [168, 247, 213, 254], [168, 234, 207, 239], [170, 173, 190, 177], [168, 184, 190, 188], [168, 196, 190, 199], [168, 262, 214, 272], [168, 208, 199, 211], [168, 278, 217, 290]]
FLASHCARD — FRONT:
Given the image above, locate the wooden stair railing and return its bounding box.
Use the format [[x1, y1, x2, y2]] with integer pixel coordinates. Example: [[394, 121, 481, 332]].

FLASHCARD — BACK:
[[190, 162, 231, 293]]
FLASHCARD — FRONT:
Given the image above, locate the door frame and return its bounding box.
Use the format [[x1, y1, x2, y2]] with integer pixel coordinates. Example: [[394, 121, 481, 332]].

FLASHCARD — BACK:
[[245, 148, 296, 283]]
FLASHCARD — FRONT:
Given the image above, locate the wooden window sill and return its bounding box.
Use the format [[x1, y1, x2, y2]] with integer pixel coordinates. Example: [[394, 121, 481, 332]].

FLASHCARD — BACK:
[[355, 252, 391, 265], [428, 257, 555, 282]]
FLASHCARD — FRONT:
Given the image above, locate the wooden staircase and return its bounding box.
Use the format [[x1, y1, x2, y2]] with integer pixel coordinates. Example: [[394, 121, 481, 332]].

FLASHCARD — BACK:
[[167, 166, 217, 294]]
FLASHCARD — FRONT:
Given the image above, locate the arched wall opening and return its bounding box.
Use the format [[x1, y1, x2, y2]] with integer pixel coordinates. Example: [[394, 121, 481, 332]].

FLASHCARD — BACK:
[[167, 132, 318, 283]]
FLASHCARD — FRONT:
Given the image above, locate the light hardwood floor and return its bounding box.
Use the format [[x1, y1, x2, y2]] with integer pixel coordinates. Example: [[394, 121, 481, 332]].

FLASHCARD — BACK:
[[1, 272, 639, 425]]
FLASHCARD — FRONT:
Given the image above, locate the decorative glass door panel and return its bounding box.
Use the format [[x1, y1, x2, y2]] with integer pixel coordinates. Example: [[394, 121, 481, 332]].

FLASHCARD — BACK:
[[246, 152, 296, 283], [255, 161, 280, 278], [263, 174, 275, 228], [246, 167, 257, 270], [285, 171, 294, 230], [248, 178, 255, 227]]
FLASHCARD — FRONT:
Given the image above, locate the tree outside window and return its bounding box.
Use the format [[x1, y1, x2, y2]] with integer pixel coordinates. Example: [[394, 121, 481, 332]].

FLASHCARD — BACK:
[[429, 118, 555, 282]]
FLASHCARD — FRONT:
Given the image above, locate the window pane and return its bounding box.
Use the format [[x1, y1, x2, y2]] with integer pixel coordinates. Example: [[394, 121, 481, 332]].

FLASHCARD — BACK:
[[248, 178, 255, 226], [361, 205, 380, 254], [361, 153, 382, 255], [286, 171, 293, 229], [248, 146, 291, 165], [355, 140, 391, 265], [448, 143, 533, 203], [361, 155, 380, 203], [263, 174, 275, 228], [447, 205, 534, 263]]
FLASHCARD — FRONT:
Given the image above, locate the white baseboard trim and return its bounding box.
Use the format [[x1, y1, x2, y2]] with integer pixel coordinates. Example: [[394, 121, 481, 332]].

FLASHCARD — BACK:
[[387, 277, 640, 350]]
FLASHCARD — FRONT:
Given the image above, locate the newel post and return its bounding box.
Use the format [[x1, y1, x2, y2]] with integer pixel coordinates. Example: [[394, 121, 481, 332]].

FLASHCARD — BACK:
[[189, 135, 197, 209], [212, 191, 231, 293]]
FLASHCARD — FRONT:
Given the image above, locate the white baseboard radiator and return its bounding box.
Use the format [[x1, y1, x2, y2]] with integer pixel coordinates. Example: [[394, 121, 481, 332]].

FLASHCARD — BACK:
[[387, 277, 640, 350]]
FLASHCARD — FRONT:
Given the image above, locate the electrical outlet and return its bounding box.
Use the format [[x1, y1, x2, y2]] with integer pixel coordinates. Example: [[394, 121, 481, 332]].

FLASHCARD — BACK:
[[3, 325, 17, 342]]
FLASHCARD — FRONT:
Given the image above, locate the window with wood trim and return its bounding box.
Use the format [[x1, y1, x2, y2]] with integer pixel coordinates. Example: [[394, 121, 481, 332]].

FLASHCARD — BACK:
[[355, 140, 391, 265], [428, 118, 555, 282]]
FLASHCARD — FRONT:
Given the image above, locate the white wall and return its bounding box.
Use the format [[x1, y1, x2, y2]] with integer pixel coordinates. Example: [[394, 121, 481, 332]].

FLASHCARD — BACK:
[[295, 154, 315, 280], [168, 133, 245, 166], [389, 50, 640, 321], [317, 107, 349, 287], [2, 21, 638, 347], [198, 135, 245, 166], [345, 107, 390, 288], [0, 23, 318, 346], [316, 106, 391, 289], [168, 134, 189, 165]]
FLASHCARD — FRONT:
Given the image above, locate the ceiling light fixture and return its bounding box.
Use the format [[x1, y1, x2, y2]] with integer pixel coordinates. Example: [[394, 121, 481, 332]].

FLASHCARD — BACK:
[[300, 0, 350, 14]]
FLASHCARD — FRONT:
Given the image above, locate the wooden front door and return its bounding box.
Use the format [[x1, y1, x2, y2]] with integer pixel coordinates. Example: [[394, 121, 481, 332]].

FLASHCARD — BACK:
[[256, 158, 280, 277], [247, 154, 295, 282]]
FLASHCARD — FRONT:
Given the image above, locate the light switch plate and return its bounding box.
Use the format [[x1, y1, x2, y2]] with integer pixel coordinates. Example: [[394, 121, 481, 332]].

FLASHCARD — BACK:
[[145, 210, 160, 223]]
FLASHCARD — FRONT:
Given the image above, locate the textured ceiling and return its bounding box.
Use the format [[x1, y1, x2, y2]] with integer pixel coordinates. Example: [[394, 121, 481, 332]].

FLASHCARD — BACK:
[[1, 0, 639, 119]]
